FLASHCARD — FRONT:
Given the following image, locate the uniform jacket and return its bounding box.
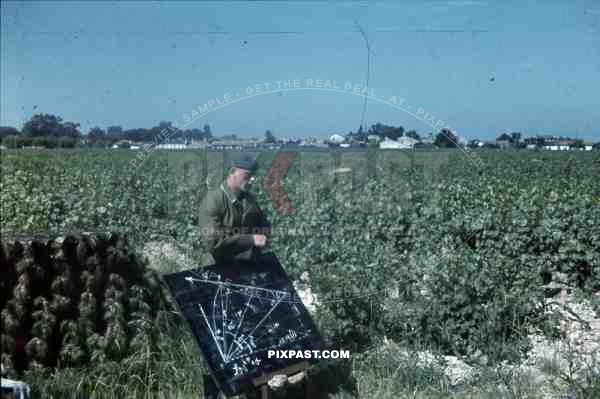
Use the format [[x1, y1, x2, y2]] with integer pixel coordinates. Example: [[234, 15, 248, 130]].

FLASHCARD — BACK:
[[199, 182, 271, 265]]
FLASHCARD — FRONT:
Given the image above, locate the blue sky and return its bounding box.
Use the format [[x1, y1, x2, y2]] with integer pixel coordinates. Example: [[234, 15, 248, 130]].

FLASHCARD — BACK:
[[1, 0, 599, 141]]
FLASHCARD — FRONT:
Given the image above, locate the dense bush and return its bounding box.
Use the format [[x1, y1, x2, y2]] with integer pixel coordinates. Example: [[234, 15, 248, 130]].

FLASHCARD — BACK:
[[381, 251, 544, 363], [2, 135, 33, 148]]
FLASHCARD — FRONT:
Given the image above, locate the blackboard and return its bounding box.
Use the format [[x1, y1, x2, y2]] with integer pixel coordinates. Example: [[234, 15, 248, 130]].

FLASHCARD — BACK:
[[161, 253, 324, 397]]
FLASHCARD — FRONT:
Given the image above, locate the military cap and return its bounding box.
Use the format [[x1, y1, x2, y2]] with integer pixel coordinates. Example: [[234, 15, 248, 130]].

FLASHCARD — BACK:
[[227, 151, 257, 171]]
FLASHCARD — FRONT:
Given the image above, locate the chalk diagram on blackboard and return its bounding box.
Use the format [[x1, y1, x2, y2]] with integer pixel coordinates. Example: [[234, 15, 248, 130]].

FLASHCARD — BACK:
[[162, 254, 324, 396], [184, 273, 313, 377]]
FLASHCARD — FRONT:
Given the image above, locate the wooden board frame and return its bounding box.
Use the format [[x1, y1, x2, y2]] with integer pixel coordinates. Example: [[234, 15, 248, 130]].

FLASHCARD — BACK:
[[161, 253, 324, 398]]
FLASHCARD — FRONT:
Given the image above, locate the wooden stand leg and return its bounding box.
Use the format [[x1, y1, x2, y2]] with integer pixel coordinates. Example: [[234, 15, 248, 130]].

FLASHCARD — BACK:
[[202, 374, 222, 399], [305, 379, 317, 399], [260, 384, 271, 399]]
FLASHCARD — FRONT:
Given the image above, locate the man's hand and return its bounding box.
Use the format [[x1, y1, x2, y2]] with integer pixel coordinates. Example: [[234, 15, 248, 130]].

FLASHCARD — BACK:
[[253, 234, 267, 248]]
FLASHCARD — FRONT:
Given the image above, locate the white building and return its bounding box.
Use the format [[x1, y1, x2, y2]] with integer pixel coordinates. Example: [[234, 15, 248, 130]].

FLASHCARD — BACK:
[[379, 136, 418, 150], [156, 143, 187, 150], [329, 134, 346, 144]]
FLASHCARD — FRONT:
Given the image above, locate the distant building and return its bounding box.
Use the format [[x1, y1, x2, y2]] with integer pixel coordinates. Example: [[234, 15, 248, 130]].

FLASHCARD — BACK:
[[467, 140, 484, 148], [112, 139, 132, 148], [208, 138, 261, 150], [379, 136, 418, 150], [523, 137, 598, 151], [155, 143, 187, 151], [190, 138, 209, 148], [398, 136, 418, 148], [379, 138, 402, 149], [542, 140, 575, 151], [328, 134, 346, 144]]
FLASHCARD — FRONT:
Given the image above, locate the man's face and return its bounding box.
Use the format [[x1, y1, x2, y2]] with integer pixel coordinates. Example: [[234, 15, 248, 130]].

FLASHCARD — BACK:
[[230, 168, 254, 192]]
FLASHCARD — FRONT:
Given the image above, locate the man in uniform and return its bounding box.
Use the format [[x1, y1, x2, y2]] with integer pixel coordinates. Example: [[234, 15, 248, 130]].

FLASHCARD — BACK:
[[199, 151, 271, 265], [198, 152, 273, 398]]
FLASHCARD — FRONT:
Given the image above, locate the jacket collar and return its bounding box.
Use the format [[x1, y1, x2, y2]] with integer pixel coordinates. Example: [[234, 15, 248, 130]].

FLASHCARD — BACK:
[[220, 182, 242, 205]]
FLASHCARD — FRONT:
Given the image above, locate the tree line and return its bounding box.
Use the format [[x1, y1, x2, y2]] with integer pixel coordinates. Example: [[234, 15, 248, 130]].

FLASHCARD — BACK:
[[0, 113, 213, 148], [2, 113, 558, 150]]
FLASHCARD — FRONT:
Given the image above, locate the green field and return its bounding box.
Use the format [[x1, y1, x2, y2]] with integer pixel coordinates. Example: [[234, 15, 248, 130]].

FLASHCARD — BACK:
[[1, 148, 599, 398]]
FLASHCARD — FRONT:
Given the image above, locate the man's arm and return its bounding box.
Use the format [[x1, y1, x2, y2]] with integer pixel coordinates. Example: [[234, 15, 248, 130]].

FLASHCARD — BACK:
[[200, 192, 255, 260]]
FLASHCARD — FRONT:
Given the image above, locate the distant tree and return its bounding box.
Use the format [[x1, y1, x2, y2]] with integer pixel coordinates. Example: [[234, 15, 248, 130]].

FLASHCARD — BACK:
[[21, 114, 81, 138], [157, 121, 176, 131], [524, 136, 545, 147], [434, 128, 457, 147], [22, 114, 65, 137], [58, 136, 77, 148], [87, 127, 106, 145], [5, 136, 32, 148], [203, 124, 212, 138], [405, 129, 420, 140], [150, 121, 179, 142], [31, 136, 47, 148], [32, 136, 59, 148], [2, 135, 19, 148], [0, 126, 20, 138], [62, 121, 81, 138], [351, 125, 367, 142], [181, 129, 192, 143], [264, 130, 276, 143], [189, 128, 212, 142], [369, 122, 404, 140], [123, 129, 135, 142], [19, 136, 33, 147], [220, 134, 237, 141], [106, 126, 123, 140], [390, 125, 404, 140], [467, 139, 482, 148], [190, 128, 200, 139], [508, 132, 525, 148], [497, 133, 512, 142], [124, 128, 147, 142]]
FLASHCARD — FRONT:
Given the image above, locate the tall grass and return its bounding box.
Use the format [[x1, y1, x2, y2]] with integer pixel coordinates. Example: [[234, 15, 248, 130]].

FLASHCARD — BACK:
[[23, 308, 206, 399]]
